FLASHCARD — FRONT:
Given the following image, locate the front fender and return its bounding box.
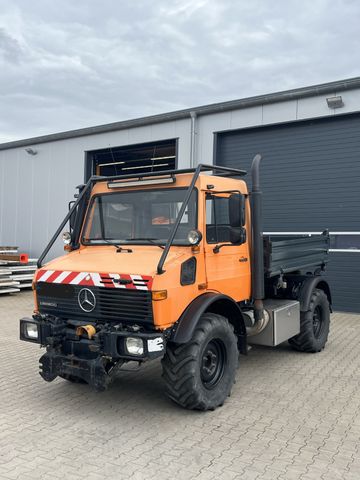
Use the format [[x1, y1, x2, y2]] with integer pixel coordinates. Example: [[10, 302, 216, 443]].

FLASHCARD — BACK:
[[170, 292, 247, 353]]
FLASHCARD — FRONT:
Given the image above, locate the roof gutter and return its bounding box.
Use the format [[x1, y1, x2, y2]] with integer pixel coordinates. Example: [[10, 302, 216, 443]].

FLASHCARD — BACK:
[[1, 77, 360, 151]]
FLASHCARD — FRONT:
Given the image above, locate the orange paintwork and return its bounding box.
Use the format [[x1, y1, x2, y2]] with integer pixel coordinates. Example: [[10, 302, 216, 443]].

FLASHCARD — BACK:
[[34, 172, 252, 330]]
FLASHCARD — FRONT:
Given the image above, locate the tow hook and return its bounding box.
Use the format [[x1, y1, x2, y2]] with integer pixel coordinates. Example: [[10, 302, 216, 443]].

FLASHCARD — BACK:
[[75, 324, 96, 339]]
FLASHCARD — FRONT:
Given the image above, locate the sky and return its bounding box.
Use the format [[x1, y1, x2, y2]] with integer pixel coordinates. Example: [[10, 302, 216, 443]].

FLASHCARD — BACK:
[[0, 0, 359, 142]]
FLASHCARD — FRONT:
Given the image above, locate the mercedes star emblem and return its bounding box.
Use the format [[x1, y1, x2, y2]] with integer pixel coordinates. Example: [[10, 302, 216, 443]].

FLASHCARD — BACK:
[[78, 288, 96, 312]]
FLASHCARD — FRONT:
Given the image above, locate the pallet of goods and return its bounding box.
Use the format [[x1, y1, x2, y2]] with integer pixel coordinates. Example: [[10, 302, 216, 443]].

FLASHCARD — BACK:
[[0, 247, 37, 294]]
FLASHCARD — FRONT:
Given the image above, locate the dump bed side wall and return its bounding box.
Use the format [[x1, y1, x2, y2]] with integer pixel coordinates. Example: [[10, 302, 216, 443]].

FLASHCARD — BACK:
[[264, 234, 330, 277]]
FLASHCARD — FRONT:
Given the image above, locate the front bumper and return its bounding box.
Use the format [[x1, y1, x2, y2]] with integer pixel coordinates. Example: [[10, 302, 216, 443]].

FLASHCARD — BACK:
[[20, 315, 166, 389]]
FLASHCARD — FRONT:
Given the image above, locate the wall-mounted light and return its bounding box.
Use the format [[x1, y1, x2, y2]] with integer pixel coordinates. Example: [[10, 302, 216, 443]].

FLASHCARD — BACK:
[[326, 96, 344, 109], [25, 147, 38, 155]]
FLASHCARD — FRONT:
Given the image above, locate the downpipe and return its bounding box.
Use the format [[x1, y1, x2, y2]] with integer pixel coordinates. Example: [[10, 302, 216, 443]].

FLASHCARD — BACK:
[[190, 111, 197, 168]]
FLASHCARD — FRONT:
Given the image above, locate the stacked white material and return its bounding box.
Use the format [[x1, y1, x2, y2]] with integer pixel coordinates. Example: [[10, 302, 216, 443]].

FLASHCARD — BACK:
[[0, 247, 18, 255], [0, 269, 20, 294], [7, 261, 37, 289], [0, 247, 37, 294]]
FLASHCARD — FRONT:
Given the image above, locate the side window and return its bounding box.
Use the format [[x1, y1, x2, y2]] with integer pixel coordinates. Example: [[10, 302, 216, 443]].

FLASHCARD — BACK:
[[206, 195, 231, 243]]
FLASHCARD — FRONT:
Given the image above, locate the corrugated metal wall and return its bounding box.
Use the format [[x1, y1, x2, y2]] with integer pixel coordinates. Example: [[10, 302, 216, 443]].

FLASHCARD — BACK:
[[216, 114, 360, 312], [0, 144, 83, 259]]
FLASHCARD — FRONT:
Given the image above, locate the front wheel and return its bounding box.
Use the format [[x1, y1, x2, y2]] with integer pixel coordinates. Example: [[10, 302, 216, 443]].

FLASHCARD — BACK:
[[162, 313, 238, 410], [289, 288, 330, 353]]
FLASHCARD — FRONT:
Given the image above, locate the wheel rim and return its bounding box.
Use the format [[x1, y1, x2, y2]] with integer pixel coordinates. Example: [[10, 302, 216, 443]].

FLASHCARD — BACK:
[[200, 339, 226, 389], [313, 305, 324, 338]]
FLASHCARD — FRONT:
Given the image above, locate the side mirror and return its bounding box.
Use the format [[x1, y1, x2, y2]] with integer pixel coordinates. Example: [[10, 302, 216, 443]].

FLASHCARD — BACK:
[[229, 193, 245, 227], [230, 227, 246, 245]]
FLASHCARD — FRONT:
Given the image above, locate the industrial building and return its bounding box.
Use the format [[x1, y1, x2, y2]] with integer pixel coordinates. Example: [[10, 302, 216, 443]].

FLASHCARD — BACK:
[[0, 77, 359, 312]]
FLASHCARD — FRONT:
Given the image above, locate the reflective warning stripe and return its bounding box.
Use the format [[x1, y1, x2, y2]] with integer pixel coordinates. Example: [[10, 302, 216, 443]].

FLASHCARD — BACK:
[[35, 269, 153, 290], [69, 272, 88, 285], [130, 274, 149, 291], [37, 270, 55, 282], [52, 270, 72, 283]]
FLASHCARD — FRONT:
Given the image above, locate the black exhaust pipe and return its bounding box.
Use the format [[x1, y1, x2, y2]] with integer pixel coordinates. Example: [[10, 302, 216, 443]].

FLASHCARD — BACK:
[[250, 154, 265, 322]]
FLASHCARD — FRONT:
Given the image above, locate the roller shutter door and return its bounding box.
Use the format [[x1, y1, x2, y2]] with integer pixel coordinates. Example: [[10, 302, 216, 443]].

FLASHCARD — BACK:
[[215, 114, 360, 312]]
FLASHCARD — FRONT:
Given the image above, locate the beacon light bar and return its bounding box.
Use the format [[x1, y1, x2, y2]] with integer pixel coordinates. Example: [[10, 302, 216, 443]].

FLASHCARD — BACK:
[[107, 175, 176, 189]]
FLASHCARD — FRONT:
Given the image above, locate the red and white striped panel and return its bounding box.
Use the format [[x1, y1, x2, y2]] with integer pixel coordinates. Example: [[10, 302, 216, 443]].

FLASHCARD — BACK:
[[35, 270, 153, 291]]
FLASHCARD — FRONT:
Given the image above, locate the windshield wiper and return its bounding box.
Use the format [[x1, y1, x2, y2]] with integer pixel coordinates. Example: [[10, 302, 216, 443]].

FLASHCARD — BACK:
[[104, 239, 133, 253], [86, 238, 132, 253], [125, 237, 165, 250]]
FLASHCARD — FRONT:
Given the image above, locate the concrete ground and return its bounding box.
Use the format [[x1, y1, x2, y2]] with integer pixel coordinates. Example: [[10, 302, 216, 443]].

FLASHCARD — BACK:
[[0, 292, 359, 480]]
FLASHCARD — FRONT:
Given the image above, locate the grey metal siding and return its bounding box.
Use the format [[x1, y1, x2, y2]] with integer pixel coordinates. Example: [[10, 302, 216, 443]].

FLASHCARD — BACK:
[[0, 146, 83, 259], [216, 114, 360, 312], [1, 77, 360, 152]]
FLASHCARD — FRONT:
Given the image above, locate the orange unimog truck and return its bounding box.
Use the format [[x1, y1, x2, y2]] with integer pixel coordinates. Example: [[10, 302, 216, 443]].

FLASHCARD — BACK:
[[20, 155, 331, 410]]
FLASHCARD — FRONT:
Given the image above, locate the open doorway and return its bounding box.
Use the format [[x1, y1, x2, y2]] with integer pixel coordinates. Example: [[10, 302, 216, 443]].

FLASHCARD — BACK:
[[85, 138, 177, 180]]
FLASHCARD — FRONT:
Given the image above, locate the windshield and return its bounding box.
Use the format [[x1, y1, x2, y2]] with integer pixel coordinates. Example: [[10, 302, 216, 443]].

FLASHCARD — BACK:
[[82, 188, 197, 246]]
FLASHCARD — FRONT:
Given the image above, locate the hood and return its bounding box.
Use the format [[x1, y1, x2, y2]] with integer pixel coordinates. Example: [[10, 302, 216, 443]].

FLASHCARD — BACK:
[[39, 245, 186, 278]]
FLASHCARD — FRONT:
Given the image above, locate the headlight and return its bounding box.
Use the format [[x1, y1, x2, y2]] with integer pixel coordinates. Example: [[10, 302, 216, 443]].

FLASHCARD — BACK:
[[62, 231, 72, 245], [187, 229, 202, 245], [125, 337, 144, 356], [25, 322, 38, 340]]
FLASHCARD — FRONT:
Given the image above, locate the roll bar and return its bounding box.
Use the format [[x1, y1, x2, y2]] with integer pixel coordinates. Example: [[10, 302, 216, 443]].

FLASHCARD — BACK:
[[37, 163, 247, 269]]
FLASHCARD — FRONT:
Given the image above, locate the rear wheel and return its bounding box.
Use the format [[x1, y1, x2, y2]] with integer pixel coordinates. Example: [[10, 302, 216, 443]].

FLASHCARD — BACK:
[[289, 288, 330, 352], [162, 313, 238, 410]]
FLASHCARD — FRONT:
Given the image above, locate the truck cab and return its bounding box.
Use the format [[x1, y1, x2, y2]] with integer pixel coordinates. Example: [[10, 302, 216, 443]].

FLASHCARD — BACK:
[[20, 157, 332, 410]]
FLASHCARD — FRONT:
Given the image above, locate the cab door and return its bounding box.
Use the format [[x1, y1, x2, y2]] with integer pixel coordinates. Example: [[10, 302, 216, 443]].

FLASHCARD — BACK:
[[204, 192, 251, 302]]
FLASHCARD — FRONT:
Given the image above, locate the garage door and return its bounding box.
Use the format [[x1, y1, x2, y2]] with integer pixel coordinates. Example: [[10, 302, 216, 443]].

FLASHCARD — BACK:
[[215, 114, 360, 312]]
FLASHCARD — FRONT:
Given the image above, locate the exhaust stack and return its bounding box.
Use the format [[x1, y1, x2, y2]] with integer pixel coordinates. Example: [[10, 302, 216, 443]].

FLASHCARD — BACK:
[[251, 154, 265, 322]]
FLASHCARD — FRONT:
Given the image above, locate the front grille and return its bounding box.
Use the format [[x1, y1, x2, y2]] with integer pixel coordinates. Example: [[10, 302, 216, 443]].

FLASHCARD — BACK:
[[36, 283, 153, 324]]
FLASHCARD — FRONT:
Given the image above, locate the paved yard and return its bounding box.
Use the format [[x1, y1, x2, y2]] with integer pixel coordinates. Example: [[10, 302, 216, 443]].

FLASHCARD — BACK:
[[0, 292, 359, 480]]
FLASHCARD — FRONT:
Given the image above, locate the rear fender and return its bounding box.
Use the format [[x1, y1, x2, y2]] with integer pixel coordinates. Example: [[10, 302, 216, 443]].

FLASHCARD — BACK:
[[170, 292, 247, 354], [298, 276, 332, 312]]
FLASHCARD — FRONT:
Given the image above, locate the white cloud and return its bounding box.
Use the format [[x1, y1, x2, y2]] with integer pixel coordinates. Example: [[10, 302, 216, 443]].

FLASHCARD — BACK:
[[0, 0, 359, 142]]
